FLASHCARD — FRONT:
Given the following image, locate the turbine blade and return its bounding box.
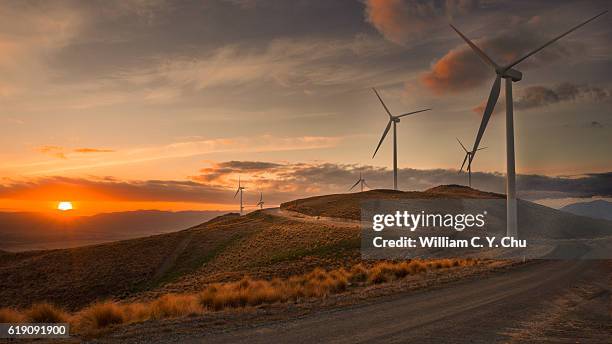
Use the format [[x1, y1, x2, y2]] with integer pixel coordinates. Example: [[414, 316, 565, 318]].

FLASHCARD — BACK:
[[234, 188, 240, 199], [397, 108, 431, 118], [460, 154, 468, 172], [470, 75, 501, 164], [450, 24, 498, 69], [476, 146, 488, 151], [372, 120, 392, 158], [456, 137, 468, 153], [372, 88, 392, 118], [506, 11, 608, 69], [363, 181, 370, 189], [349, 179, 361, 191]]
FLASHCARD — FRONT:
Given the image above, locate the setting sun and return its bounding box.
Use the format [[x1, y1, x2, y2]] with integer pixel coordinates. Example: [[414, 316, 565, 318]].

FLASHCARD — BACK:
[[57, 201, 73, 211]]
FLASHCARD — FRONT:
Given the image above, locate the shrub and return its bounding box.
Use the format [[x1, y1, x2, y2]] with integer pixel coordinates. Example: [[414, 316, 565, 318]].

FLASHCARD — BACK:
[[25, 303, 68, 323], [77, 301, 125, 331], [149, 294, 201, 319], [349, 264, 368, 283]]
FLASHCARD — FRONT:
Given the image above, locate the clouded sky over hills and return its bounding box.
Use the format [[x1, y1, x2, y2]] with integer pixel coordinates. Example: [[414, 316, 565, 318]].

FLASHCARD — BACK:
[[0, 0, 610, 214]]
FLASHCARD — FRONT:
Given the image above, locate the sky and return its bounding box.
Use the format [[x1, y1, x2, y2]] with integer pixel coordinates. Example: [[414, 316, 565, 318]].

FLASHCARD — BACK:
[[0, 0, 611, 215]]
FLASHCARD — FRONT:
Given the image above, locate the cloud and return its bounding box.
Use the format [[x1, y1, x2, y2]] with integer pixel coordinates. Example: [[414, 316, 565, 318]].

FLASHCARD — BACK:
[[0, 176, 228, 203], [139, 36, 393, 92], [2, 163, 610, 210], [73, 148, 115, 153], [36, 146, 67, 160], [421, 27, 578, 94], [35, 146, 115, 159], [0, 3, 84, 97], [471, 82, 611, 113], [364, 0, 480, 45], [514, 83, 611, 110], [14, 136, 342, 176], [192, 161, 612, 202]]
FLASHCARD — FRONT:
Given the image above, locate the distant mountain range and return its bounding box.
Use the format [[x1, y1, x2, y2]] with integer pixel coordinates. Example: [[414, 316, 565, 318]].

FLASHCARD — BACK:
[[561, 200, 612, 221], [0, 210, 225, 251]]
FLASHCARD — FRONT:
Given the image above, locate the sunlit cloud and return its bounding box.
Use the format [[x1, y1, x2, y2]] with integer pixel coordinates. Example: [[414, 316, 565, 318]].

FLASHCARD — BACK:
[[421, 27, 579, 94], [364, 0, 480, 45], [11, 135, 343, 176]]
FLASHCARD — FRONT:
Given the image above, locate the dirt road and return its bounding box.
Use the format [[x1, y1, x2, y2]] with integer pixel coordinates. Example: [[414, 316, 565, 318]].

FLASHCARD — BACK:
[[99, 260, 609, 343], [263, 208, 360, 227], [173, 260, 608, 343]]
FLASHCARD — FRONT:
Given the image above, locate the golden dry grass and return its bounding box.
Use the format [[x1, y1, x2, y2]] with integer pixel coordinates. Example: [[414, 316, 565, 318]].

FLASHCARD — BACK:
[[0, 258, 477, 335], [24, 303, 69, 323], [0, 307, 24, 322]]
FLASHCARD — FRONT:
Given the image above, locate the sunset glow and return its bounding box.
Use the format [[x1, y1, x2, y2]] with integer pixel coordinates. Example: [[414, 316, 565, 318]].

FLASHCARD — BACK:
[[57, 201, 73, 211], [0, 1, 609, 215]]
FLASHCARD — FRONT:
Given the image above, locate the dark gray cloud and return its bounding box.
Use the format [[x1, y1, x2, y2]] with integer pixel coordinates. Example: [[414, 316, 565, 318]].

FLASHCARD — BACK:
[[472, 82, 611, 114], [192, 161, 612, 202], [515, 83, 611, 110]]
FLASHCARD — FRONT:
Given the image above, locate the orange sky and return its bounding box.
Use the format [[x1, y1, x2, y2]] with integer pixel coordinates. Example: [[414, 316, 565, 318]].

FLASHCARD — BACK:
[[1, 1, 610, 214]]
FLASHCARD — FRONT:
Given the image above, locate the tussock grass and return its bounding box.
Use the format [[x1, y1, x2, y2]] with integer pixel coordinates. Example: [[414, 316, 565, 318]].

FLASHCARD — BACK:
[[76, 301, 125, 332], [0, 258, 477, 335], [24, 303, 69, 323]]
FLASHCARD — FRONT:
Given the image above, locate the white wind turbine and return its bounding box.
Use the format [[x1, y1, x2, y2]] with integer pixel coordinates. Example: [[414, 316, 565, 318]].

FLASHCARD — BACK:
[[233, 176, 245, 215], [349, 172, 369, 192], [256, 191, 264, 209], [371, 88, 431, 190], [456, 138, 486, 188], [450, 10, 607, 237]]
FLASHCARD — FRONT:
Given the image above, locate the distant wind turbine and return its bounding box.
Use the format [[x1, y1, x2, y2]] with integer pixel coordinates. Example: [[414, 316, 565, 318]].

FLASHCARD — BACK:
[[456, 138, 486, 188], [256, 192, 264, 209], [450, 10, 607, 237], [349, 172, 369, 192], [233, 176, 245, 215], [371, 88, 431, 190]]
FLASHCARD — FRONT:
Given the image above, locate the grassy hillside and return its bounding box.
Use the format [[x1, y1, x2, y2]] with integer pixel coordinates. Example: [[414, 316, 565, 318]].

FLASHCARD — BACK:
[[281, 186, 503, 220], [0, 211, 359, 310], [282, 186, 612, 240], [0, 214, 254, 310]]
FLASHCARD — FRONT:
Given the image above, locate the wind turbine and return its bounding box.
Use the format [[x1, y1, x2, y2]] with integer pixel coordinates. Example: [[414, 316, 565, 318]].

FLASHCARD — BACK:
[[450, 10, 607, 237], [233, 176, 245, 215], [349, 172, 369, 192], [256, 192, 264, 209], [371, 88, 431, 190], [456, 138, 486, 188]]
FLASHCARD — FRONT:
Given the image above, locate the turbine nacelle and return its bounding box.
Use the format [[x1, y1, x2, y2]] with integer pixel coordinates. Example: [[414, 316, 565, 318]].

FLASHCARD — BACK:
[[497, 67, 522, 82]]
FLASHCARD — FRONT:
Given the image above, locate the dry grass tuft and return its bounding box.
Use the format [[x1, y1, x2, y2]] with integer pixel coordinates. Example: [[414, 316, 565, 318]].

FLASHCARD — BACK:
[[25, 303, 69, 323], [76, 301, 126, 332], [149, 294, 202, 319]]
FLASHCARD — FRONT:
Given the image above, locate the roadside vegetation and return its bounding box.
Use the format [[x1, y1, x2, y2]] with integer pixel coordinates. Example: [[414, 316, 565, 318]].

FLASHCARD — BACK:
[[0, 258, 478, 336]]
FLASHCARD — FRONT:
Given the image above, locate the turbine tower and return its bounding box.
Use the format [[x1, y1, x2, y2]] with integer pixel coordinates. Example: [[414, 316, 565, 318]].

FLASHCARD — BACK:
[[456, 138, 486, 188], [450, 10, 607, 237], [256, 192, 264, 209], [233, 176, 245, 215], [371, 88, 431, 190], [349, 172, 369, 192]]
